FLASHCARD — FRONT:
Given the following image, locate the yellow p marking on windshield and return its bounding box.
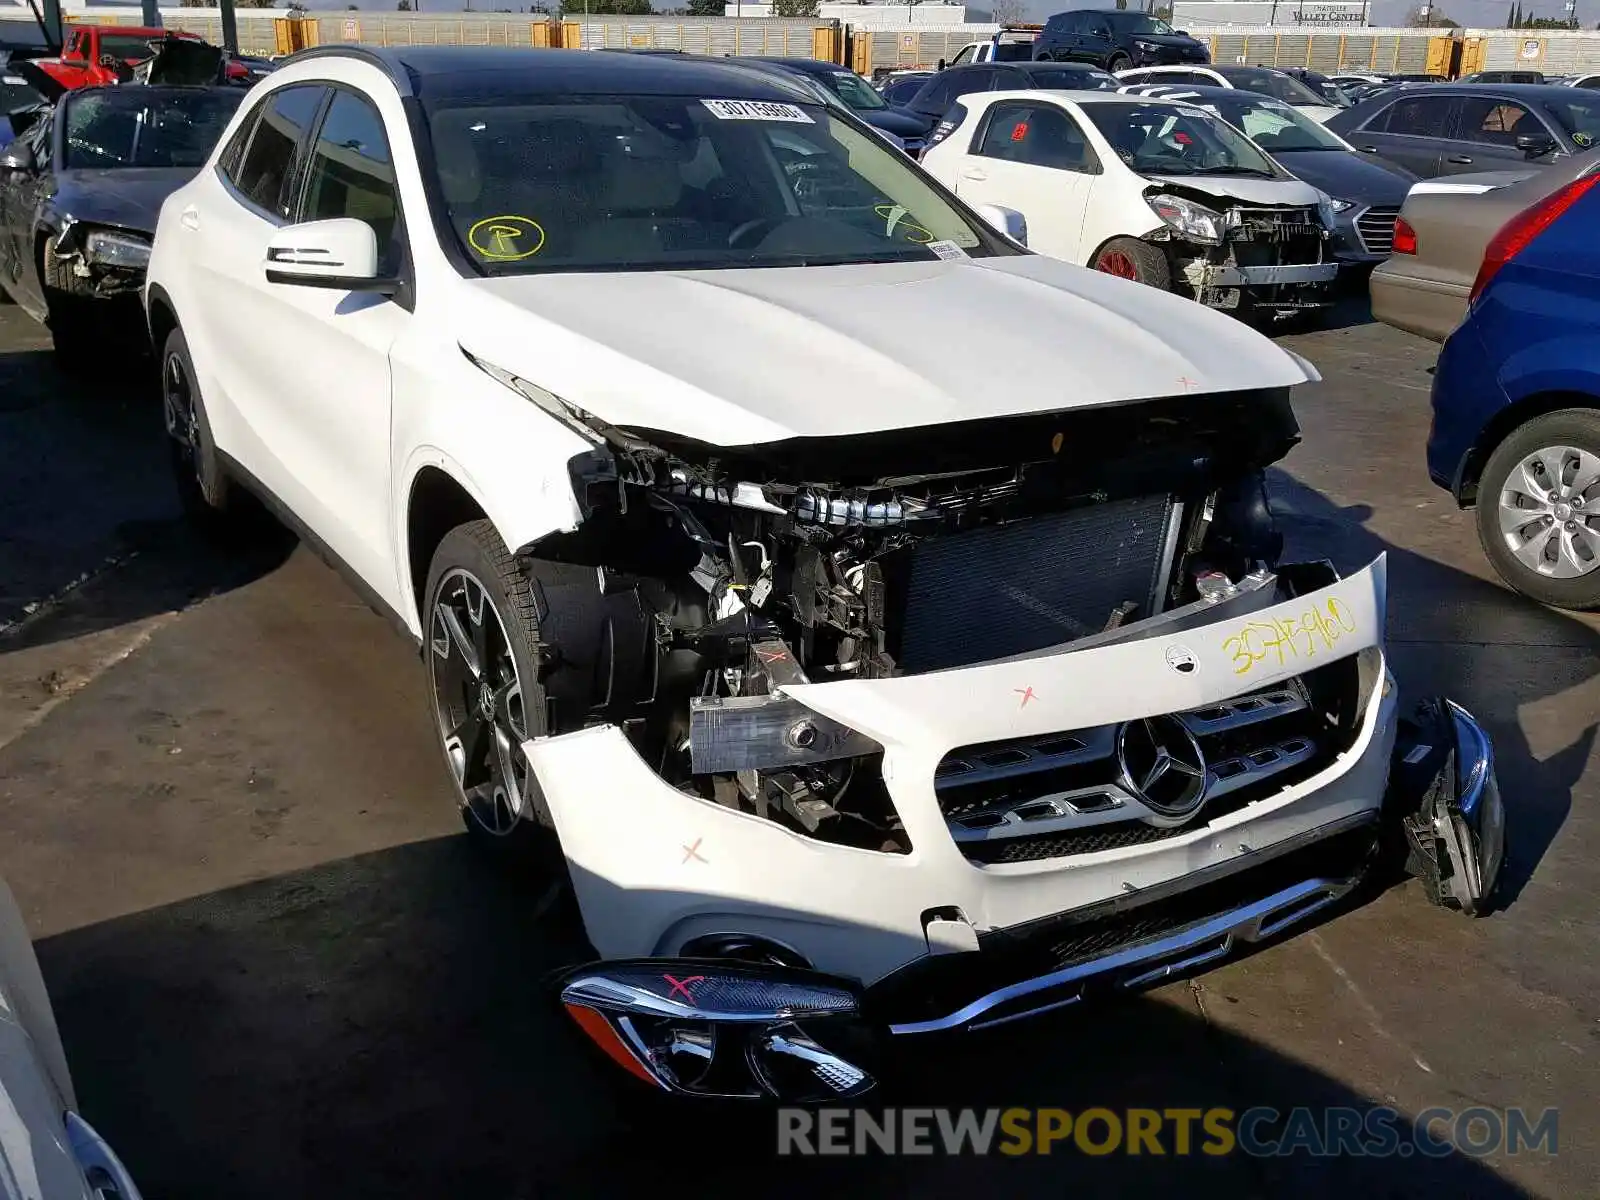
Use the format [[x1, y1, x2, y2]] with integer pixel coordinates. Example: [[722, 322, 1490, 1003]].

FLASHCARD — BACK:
[[468, 215, 547, 261]]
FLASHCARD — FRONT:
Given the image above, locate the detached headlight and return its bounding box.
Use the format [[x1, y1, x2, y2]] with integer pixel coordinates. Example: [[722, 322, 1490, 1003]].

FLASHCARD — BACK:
[[1146, 193, 1225, 245], [84, 230, 151, 270]]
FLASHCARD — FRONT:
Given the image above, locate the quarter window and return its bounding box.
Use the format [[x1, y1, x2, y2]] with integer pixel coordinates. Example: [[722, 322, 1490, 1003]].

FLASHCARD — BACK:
[[233, 84, 327, 218], [300, 90, 400, 268]]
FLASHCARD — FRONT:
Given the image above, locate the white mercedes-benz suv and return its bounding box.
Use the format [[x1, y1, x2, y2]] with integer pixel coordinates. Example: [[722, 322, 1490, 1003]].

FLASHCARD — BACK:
[[144, 46, 1503, 1101]]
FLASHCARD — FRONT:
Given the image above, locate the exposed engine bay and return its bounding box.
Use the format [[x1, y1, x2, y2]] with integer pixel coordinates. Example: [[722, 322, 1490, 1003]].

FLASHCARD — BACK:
[[1148, 186, 1338, 315], [521, 384, 1301, 851]]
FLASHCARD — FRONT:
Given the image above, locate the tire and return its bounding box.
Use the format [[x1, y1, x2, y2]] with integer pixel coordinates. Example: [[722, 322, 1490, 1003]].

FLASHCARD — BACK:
[[161, 326, 241, 531], [423, 521, 617, 859], [1092, 237, 1171, 290], [40, 244, 96, 367], [1108, 53, 1132, 73], [1474, 409, 1600, 610]]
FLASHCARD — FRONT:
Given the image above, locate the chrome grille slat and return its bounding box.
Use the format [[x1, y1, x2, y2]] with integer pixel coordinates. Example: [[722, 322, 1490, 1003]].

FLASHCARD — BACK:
[[935, 725, 1116, 790], [1178, 689, 1307, 736], [1355, 206, 1400, 256], [1204, 736, 1318, 800], [949, 785, 1134, 843]]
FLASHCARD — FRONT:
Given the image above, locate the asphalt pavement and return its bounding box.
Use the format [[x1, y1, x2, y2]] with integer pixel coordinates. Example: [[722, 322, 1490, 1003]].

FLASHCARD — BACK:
[[0, 299, 1595, 1198]]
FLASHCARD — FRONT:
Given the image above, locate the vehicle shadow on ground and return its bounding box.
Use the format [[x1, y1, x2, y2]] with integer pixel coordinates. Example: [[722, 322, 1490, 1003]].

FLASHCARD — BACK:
[[35, 837, 1542, 1200], [1269, 469, 1598, 908], [0, 347, 294, 646]]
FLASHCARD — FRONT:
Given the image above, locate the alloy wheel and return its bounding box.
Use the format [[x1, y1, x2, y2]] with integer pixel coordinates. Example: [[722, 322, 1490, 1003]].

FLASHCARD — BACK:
[[1097, 250, 1138, 279], [428, 568, 534, 835], [1497, 444, 1600, 579], [162, 349, 199, 478]]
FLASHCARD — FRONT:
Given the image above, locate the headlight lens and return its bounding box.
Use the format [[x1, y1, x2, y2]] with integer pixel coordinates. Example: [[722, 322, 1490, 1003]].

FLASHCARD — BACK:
[[1146, 193, 1225, 244], [1322, 194, 1355, 218], [1135, 39, 1161, 51], [84, 230, 151, 270]]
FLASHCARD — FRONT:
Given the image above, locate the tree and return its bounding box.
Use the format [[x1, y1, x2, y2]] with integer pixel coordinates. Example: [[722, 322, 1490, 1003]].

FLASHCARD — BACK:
[[397, 0, 413, 9], [686, 0, 725, 13], [1405, 4, 1456, 25], [1114, 0, 1128, 8], [772, 0, 819, 14], [990, 0, 1026, 23]]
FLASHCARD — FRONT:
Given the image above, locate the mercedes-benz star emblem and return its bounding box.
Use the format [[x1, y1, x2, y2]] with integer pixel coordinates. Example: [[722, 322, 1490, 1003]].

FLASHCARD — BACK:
[[1117, 714, 1208, 819]]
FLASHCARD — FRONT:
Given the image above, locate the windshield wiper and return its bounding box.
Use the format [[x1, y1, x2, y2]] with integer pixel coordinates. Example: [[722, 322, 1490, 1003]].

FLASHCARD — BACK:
[[1192, 165, 1278, 177]]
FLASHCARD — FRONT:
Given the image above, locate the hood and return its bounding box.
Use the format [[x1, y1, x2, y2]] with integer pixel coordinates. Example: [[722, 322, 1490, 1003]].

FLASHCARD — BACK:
[[1270, 149, 1416, 205], [457, 255, 1316, 447], [1144, 173, 1324, 207], [53, 166, 197, 234], [1132, 33, 1207, 48], [861, 106, 936, 137]]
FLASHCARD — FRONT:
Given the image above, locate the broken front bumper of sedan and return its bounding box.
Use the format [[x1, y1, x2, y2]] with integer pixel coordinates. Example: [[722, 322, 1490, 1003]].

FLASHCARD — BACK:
[[537, 555, 1506, 1100]]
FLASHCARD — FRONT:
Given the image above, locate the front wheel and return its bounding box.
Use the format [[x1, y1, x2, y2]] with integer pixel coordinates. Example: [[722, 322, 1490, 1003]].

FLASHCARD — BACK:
[[161, 326, 239, 530], [1475, 409, 1600, 610], [1107, 53, 1132, 73], [1092, 238, 1171, 290]]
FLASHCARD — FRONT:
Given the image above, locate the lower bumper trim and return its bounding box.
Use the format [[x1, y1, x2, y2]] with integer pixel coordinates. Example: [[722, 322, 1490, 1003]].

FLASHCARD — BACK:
[[888, 871, 1359, 1035], [1203, 262, 1340, 287]]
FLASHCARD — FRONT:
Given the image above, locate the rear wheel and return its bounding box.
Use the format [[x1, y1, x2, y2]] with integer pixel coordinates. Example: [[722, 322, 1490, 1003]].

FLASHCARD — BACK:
[[1093, 238, 1171, 290], [1474, 409, 1600, 610]]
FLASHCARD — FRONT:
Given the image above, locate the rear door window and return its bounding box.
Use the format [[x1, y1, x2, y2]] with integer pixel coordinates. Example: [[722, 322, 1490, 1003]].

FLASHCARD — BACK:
[[1366, 93, 1456, 137]]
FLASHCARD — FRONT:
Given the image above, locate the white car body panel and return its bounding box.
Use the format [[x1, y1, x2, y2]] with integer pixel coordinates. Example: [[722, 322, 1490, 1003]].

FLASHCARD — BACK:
[[1116, 66, 1341, 123], [532, 558, 1395, 983], [920, 91, 1324, 269], [456, 255, 1316, 445]]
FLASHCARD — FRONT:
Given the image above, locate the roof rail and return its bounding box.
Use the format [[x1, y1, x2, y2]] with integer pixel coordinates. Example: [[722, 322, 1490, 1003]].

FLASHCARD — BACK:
[[277, 43, 414, 97]]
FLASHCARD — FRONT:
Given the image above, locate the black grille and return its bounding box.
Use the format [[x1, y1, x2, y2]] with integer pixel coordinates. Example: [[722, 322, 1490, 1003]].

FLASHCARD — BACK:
[[898, 495, 1174, 673], [962, 792, 1256, 863], [1356, 206, 1401, 255]]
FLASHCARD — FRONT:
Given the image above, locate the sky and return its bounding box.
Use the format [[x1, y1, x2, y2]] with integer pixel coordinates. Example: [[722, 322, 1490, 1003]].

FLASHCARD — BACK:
[[1, 0, 1586, 34]]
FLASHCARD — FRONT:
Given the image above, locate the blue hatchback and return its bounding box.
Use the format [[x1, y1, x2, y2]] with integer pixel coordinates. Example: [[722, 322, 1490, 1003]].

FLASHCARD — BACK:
[[1427, 169, 1600, 610]]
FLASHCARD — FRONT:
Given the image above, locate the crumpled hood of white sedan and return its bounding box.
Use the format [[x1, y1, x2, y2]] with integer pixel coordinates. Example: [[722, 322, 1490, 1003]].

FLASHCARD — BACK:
[[459, 254, 1317, 447]]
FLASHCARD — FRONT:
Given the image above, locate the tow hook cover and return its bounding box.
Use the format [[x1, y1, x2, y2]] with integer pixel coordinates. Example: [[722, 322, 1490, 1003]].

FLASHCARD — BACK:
[[1392, 697, 1506, 916]]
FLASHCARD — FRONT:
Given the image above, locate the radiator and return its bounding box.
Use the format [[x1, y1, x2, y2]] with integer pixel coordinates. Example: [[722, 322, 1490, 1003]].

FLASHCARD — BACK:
[[897, 495, 1178, 673]]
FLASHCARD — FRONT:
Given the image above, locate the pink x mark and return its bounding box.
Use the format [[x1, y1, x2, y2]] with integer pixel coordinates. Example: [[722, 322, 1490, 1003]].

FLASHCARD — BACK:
[[682, 837, 708, 864], [1014, 686, 1038, 709], [663, 974, 705, 1002], [1177, 376, 1200, 391]]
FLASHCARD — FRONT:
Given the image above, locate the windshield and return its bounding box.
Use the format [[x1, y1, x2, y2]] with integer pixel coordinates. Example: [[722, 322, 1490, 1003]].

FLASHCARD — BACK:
[[1109, 14, 1176, 34], [815, 67, 886, 110], [99, 34, 164, 62], [1542, 95, 1600, 147], [425, 94, 1005, 274], [1084, 101, 1282, 176], [1028, 65, 1120, 91], [1206, 96, 1349, 151], [63, 89, 242, 169], [1223, 68, 1329, 108]]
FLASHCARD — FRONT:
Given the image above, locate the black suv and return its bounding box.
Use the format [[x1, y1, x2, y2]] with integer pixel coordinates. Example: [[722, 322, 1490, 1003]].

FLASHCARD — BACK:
[[1033, 9, 1209, 73], [900, 60, 1118, 130]]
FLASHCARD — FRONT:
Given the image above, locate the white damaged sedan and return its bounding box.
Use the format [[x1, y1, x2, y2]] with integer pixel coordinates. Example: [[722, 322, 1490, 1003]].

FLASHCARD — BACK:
[[144, 46, 1503, 1101]]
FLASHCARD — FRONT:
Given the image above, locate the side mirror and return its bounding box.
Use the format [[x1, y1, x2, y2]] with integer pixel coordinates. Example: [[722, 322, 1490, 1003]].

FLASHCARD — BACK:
[[1516, 132, 1557, 158], [973, 203, 1028, 246], [937, 58, 946, 71], [263, 218, 395, 293], [0, 141, 36, 173]]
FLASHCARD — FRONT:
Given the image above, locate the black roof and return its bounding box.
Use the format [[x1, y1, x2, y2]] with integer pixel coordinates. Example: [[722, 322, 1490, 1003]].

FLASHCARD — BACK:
[[285, 45, 818, 104]]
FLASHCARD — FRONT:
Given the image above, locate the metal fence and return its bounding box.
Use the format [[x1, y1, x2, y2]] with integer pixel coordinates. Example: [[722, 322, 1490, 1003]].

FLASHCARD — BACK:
[[1462, 29, 1600, 74], [564, 15, 823, 57]]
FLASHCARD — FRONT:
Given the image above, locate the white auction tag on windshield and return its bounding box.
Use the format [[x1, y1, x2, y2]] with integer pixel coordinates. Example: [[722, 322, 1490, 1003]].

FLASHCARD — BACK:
[[701, 98, 815, 124], [926, 240, 968, 261]]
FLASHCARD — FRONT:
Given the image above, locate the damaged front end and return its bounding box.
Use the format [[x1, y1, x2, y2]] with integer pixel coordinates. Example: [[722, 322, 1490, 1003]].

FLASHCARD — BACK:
[[53, 218, 151, 299], [511, 359, 1299, 853], [1145, 186, 1339, 316]]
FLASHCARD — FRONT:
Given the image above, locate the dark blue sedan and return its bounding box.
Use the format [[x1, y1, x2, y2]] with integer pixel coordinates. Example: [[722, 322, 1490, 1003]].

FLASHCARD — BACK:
[[1427, 167, 1600, 609]]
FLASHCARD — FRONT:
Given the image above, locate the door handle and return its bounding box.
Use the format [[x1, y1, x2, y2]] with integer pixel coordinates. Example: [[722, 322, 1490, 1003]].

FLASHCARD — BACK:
[[960, 167, 988, 181], [1446, 155, 1474, 165], [179, 205, 200, 231]]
